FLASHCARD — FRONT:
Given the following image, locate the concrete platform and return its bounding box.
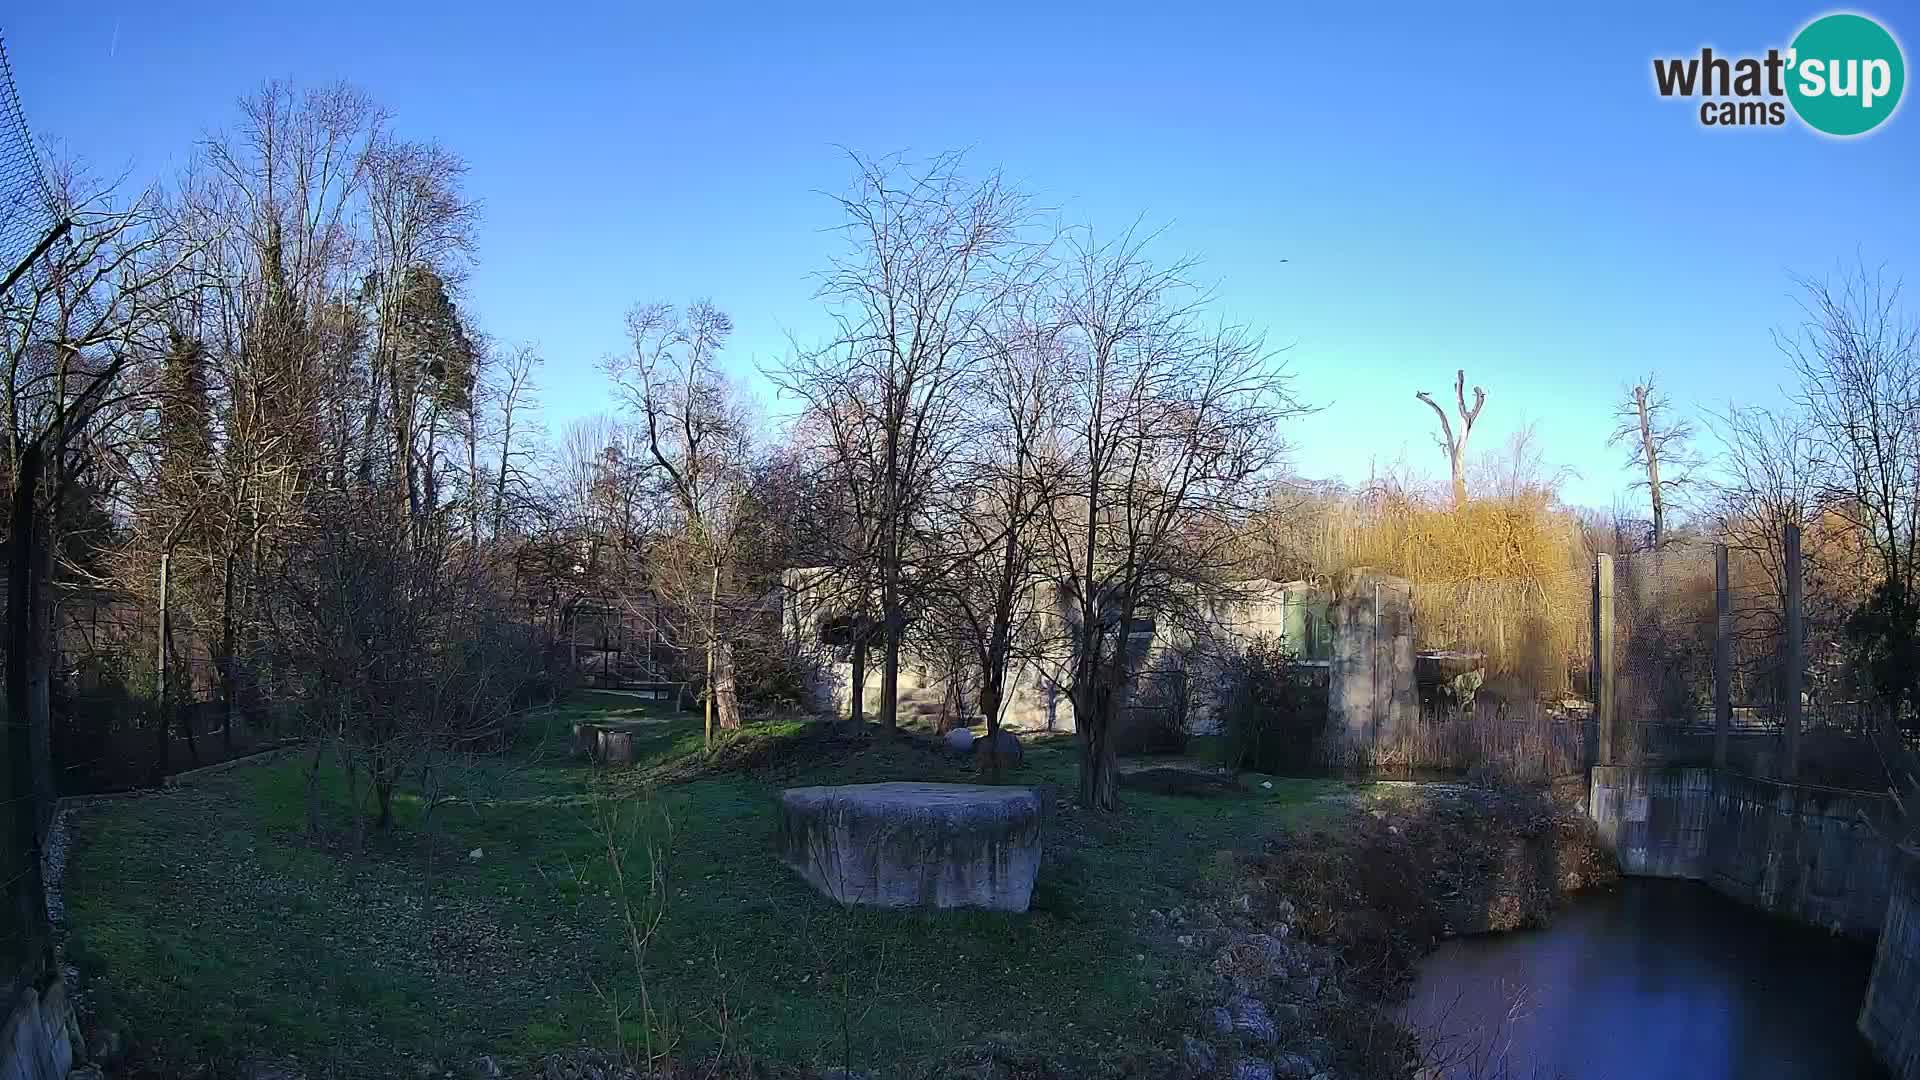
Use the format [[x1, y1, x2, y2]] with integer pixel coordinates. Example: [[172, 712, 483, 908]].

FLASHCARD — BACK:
[[776, 782, 1043, 911]]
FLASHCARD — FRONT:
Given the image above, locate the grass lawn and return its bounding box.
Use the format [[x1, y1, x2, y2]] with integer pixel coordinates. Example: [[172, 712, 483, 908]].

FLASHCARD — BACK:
[[63, 691, 1356, 1077]]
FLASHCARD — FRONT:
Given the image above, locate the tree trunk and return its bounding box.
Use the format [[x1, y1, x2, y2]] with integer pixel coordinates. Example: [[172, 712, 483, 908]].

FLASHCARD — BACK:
[[704, 563, 719, 750], [305, 739, 327, 836], [878, 583, 901, 739], [221, 551, 236, 752], [154, 552, 171, 784], [980, 681, 1005, 784], [1450, 446, 1468, 510], [4, 444, 49, 962], [1076, 681, 1119, 811], [465, 408, 481, 541], [712, 636, 741, 732], [26, 507, 52, 827], [848, 625, 868, 729], [1636, 387, 1665, 548]]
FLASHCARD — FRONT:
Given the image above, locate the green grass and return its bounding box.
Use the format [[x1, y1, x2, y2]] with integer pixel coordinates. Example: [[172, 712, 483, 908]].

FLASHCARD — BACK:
[[63, 694, 1352, 1077]]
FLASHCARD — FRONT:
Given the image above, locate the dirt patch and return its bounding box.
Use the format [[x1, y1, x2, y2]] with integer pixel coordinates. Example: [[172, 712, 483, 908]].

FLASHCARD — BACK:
[[1118, 767, 1241, 798], [652, 721, 966, 785]]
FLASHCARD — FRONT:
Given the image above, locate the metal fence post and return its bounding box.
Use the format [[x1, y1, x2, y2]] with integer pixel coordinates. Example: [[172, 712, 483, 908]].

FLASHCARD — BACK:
[[1594, 554, 1615, 767], [1715, 543, 1731, 770], [1782, 523, 1804, 780]]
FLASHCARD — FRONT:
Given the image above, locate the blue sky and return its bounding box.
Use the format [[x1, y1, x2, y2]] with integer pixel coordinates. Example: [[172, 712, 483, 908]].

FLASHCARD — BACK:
[[7, 3, 1917, 510]]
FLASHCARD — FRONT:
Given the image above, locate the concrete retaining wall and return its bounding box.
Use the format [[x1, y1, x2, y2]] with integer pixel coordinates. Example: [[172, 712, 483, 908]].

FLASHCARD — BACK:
[[1587, 766, 1898, 938], [1862, 844, 1920, 1080], [1589, 765, 1919, 1078], [0, 977, 75, 1080]]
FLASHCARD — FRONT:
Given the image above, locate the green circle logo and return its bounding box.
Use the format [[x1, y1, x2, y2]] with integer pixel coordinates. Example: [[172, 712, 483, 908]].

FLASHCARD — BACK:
[[1787, 13, 1905, 136]]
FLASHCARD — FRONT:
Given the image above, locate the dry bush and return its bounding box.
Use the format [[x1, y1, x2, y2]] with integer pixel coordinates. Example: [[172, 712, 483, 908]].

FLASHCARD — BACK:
[[1317, 492, 1591, 695]]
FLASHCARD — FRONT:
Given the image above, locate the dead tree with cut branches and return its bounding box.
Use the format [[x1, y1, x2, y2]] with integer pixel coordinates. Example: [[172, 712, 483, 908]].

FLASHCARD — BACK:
[[1416, 369, 1485, 509]]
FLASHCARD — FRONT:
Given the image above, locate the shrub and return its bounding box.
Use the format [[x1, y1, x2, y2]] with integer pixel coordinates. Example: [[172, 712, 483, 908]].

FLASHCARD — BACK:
[[734, 641, 829, 716], [1113, 664, 1192, 756], [1220, 635, 1326, 775]]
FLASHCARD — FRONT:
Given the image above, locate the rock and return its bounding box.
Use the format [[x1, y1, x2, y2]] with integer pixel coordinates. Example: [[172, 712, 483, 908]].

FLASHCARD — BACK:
[[776, 782, 1043, 911], [973, 729, 1025, 770], [468, 848, 483, 862], [1182, 1035, 1218, 1075], [1207, 1006, 1234, 1037], [468, 1056, 505, 1080], [1228, 996, 1277, 1044], [1273, 1053, 1317, 1080], [1245, 933, 1288, 967], [943, 728, 976, 753], [1232, 1060, 1275, 1080]]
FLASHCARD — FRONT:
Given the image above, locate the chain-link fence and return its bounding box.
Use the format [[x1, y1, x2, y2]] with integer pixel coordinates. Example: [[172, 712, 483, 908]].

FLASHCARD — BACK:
[[0, 28, 60, 1000], [1603, 535, 1891, 790]]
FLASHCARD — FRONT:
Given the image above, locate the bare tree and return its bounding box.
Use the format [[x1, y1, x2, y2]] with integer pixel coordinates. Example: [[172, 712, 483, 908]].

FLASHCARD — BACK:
[[1705, 403, 1821, 608], [1415, 369, 1485, 509], [3, 161, 192, 816], [1609, 375, 1696, 548], [1780, 265, 1920, 736], [487, 341, 544, 539], [919, 305, 1063, 774], [773, 151, 1039, 737], [1040, 228, 1303, 810], [606, 300, 760, 747], [275, 488, 521, 838]]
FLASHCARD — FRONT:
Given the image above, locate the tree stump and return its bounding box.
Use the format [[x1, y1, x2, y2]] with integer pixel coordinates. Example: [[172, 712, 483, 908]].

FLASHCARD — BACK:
[[598, 729, 635, 764], [572, 722, 603, 759]]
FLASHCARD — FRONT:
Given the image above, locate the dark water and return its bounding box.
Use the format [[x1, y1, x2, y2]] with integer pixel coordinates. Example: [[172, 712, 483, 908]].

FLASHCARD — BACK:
[[1405, 878, 1887, 1080]]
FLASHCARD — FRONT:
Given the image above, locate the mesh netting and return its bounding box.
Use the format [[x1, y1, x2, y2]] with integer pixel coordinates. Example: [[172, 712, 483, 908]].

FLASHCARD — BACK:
[[0, 34, 59, 292]]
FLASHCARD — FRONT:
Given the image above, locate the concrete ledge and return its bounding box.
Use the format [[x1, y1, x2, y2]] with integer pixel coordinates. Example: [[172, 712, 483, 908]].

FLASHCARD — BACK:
[[776, 782, 1043, 911]]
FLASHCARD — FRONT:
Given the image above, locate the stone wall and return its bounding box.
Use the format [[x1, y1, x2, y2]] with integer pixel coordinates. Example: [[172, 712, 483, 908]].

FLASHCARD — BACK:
[[1587, 766, 1899, 938], [1324, 570, 1416, 768], [1862, 844, 1920, 1080]]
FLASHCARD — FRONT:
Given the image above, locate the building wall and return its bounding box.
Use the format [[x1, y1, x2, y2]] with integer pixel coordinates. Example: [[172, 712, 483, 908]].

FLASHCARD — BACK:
[[776, 568, 1326, 733]]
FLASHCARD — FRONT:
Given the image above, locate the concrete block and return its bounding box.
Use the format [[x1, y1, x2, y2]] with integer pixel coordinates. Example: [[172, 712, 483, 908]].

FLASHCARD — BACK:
[[776, 782, 1043, 911]]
